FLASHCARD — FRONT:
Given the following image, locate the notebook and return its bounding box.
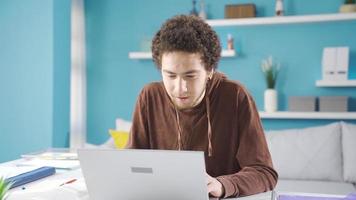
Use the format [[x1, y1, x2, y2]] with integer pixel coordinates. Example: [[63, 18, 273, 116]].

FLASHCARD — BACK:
[[5, 166, 56, 188], [78, 149, 214, 200]]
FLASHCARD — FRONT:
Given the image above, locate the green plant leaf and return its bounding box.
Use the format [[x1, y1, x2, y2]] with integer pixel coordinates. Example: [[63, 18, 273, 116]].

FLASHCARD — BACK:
[[0, 176, 12, 200], [261, 56, 281, 89]]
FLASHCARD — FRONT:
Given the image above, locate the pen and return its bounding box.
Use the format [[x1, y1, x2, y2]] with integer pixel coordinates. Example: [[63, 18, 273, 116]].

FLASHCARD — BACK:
[[59, 178, 77, 186]]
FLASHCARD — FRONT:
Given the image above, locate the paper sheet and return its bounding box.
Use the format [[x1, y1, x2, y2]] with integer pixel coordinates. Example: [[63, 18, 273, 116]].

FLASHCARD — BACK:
[[16, 159, 80, 170], [0, 166, 40, 178], [6, 169, 88, 200]]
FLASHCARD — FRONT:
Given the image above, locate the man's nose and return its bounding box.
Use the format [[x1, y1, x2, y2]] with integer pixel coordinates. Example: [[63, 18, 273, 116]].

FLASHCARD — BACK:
[[175, 78, 188, 94]]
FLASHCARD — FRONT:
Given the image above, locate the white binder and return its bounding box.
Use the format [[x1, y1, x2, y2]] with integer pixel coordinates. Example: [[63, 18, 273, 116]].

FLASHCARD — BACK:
[[322, 47, 349, 81]]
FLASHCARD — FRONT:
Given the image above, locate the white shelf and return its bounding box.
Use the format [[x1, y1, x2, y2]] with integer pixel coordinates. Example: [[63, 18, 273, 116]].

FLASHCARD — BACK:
[[128, 49, 236, 59], [221, 49, 236, 57], [259, 111, 356, 120], [129, 52, 153, 59], [206, 13, 356, 27], [316, 80, 356, 87]]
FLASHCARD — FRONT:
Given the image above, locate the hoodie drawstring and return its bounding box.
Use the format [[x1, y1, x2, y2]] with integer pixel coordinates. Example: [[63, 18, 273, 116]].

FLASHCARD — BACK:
[[174, 80, 213, 157], [175, 107, 182, 151], [206, 95, 213, 157]]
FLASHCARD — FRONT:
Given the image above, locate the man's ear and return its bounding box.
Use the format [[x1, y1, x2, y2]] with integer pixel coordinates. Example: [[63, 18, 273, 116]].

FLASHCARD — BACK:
[[208, 69, 214, 80]]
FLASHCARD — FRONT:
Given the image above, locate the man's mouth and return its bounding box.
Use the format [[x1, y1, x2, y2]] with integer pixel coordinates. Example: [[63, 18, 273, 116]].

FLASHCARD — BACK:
[[176, 96, 189, 101]]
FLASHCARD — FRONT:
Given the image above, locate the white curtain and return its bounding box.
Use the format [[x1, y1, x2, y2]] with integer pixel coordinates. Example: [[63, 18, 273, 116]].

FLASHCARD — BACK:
[[70, 0, 86, 148]]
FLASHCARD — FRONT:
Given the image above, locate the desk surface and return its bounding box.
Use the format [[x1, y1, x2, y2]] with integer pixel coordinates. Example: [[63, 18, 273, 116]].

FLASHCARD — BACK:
[[0, 159, 347, 200], [1, 159, 274, 200], [1, 159, 88, 200]]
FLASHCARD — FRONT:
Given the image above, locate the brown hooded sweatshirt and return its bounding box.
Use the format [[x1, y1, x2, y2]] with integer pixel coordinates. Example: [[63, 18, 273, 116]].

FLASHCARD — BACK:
[[126, 72, 278, 198]]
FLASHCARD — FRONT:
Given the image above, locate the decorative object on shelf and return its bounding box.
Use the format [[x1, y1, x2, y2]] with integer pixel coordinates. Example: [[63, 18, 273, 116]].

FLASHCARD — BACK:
[[227, 34, 234, 50], [190, 0, 198, 16], [319, 96, 349, 112], [0, 176, 12, 200], [198, 0, 207, 19], [264, 89, 278, 112], [261, 56, 281, 112], [288, 96, 317, 112], [322, 46, 349, 81], [224, 4, 256, 19], [340, 0, 356, 13], [275, 0, 284, 16]]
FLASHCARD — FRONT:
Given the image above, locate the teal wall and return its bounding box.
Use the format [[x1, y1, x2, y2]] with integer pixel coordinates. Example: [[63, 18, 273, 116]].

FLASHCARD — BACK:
[[0, 0, 70, 162], [53, 0, 71, 148], [85, 0, 356, 145], [1, 0, 354, 162]]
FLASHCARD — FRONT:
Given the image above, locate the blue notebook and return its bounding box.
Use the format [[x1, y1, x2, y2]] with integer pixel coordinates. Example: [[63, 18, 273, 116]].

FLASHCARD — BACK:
[[6, 166, 56, 189]]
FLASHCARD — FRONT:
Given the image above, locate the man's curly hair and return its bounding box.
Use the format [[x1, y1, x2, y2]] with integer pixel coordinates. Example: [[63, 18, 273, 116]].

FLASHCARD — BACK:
[[152, 15, 221, 71]]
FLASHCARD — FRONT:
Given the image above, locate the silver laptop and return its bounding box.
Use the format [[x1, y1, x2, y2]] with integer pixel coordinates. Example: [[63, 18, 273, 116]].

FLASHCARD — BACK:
[[78, 149, 214, 200]]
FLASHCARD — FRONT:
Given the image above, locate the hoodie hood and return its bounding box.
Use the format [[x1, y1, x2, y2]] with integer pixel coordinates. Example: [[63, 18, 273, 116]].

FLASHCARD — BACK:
[[207, 71, 227, 97]]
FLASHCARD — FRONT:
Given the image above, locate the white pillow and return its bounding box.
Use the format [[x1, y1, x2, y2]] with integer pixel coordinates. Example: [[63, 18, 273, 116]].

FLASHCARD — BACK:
[[265, 122, 343, 181], [115, 118, 132, 132], [341, 121, 356, 183]]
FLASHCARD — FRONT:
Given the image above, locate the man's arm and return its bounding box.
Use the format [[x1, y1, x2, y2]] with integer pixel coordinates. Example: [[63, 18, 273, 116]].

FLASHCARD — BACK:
[[216, 88, 278, 198]]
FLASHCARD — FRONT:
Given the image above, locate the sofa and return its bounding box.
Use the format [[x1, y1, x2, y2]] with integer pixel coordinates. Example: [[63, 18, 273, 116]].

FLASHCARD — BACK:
[[266, 121, 356, 195], [105, 119, 356, 195]]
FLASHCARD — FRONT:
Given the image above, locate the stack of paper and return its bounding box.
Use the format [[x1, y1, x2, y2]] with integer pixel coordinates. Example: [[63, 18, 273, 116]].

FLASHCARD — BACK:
[[21, 148, 78, 160], [0, 166, 39, 178], [6, 169, 89, 200], [17, 159, 80, 170]]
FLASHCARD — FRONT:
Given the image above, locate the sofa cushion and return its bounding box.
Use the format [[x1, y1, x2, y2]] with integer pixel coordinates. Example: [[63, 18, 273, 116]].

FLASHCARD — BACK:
[[276, 179, 356, 195], [115, 118, 132, 132], [109, 129, 129, 149], [266, 122, 343, 181], [341, 122, 356, 183], [101, 118, 132, 148]]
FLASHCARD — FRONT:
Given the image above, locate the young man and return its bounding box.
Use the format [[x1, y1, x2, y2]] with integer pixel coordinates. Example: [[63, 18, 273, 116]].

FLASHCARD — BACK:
[[126, 15, 278, 198]]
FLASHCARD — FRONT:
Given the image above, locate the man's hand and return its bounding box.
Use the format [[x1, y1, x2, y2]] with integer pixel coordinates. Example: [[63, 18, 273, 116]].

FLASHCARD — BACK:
[[206, 173, 224, 198]]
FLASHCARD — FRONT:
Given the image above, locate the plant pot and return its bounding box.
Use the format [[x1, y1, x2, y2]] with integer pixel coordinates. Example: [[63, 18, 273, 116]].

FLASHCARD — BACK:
[[264, 89, 278, 112], [339, 4, 356, 13]]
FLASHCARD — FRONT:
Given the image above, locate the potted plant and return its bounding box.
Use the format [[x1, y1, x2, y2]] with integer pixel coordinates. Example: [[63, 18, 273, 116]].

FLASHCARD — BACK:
[[261, 56, 280, 112], [340, 0, 356, 13], [0, 177, 12, 200]]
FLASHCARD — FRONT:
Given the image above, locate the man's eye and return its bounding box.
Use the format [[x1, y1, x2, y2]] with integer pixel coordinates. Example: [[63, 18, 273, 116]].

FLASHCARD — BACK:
[[168, 75, 176, 78], [186, 75, 196, 79]]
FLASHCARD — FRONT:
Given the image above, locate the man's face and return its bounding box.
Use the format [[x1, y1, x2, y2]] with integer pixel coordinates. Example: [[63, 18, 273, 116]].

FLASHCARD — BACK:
[[161, 51, 211, 110]]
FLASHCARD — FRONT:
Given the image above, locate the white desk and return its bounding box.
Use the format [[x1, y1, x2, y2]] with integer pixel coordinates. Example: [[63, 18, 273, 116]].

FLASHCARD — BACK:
[[1, 159, 89, 200], [1, 159, 347, 200], [1, 158, 275, 200]]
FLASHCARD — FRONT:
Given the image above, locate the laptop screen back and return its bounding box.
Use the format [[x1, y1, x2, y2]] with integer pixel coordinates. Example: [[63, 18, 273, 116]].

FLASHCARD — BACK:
[[78, 149, 209, 200]]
